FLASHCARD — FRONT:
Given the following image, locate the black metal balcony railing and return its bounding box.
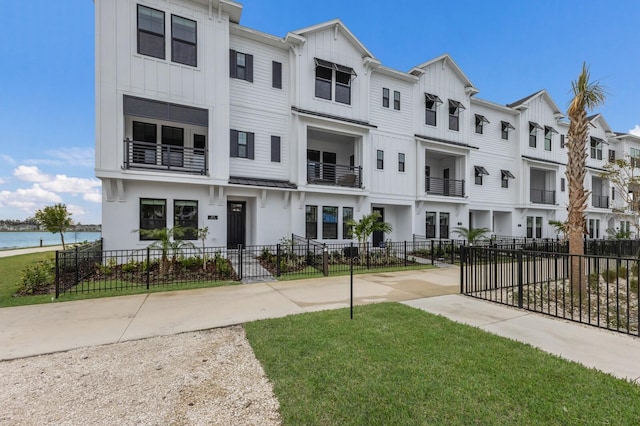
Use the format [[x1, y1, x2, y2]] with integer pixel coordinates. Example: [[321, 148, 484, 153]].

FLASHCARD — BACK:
[[592, 194, 609, 208], [425, 177, 465, 197], [530, 188, 556, 205], [124, 140, 207, 175], [307, 162, 362, 188]]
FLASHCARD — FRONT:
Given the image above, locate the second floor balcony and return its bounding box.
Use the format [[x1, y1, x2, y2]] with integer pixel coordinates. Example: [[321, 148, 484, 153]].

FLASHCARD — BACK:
[[123, 140, 208, 175], [426, 177, 465, 197], [530, 188, 556, 205], [592, 194, 610, 208], [307, 162, 362, 188]]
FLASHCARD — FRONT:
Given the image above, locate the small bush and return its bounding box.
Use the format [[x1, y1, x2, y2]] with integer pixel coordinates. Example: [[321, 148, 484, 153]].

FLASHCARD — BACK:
[[588, 273, 599, 290], [19, 260, 55, 295], [97, 258, 117, 275], [122, 259, 140, 273], [618, 265, 628, 277], [214, 254, 231, 276], [602, 269, 617, 284], [631, 262, 639, 277], [180, 256, 203, 269]]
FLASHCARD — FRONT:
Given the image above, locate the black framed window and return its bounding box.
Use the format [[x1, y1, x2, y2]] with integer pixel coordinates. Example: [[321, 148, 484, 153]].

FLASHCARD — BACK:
[[194, 134, 206, 151], [448, 100, 464, 131], [174, 200, 198, 240], [501, 121, 514, 140], [305, 205, 317, 239], [529, 122, 541, 148], [315, 65, 332, 100], [377, 150, 384, 170], [382, 88, 389, 108], [561, 178, 566, 192], [425, 93, 441, 126], [439, 212, 450, 239], [544, 126, 557, 151], [161, 126, 184, 167], [137, 5, 165, 60], [560, 134, 565, 148], [314, 58, 355, 105], [272, 61, 282, 89], [133, 121, 157, 142], [527, 216, 543, 238], [590, 137, 603, 160], [161, 126, 184, 146], [609, 149, 616, 162], [474, 166, 488, 185], [393, 90, 401, 110], [501, 170, 514, 188], [526, 216, 533, 238], [271, 136, 281, 162], [322, 206, 338, 239], [475, 114, 489, 134], [425, 212, 436, 238], [171, 15, 196, 66], [335, 70, 351, 104], [229, 50, 253, 82], [398, 153, 405, 172], [140, 199, 166, 240], [230, 130, 254, 159], [343, 207, 353, 239]]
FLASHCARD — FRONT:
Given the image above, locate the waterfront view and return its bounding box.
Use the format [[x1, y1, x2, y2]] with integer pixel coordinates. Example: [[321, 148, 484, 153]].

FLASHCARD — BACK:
[[0, 232, 101, 250]]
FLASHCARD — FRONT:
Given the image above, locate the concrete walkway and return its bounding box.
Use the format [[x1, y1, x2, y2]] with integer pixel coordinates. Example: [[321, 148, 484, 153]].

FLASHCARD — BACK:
[[1, 245, 640, 382]]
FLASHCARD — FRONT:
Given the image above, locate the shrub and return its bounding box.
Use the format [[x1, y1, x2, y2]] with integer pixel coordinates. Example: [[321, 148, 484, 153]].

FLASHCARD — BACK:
[[588, 273, 600, 290], [618, 265, 628, 277], [97, 258, 117, 275], [602, 269, 617, 284], [631, 262, 639, 277], [180, 256, 203, 269], [214, 253, 232, 276], [122, 259, 140, 273], [19, 260, 55, 295]]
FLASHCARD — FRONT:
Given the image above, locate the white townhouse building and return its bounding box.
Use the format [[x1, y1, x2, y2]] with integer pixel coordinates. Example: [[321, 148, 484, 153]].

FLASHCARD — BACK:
[[94, 0, 639, 250]]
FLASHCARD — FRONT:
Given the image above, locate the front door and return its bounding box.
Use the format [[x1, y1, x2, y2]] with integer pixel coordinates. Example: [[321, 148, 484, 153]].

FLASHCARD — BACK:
[[372, 207, 385, 248], [227, 201, 246, 248]]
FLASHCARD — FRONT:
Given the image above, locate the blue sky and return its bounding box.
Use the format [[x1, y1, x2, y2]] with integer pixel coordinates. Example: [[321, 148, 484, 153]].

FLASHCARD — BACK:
[[1, 0, 639, 225]]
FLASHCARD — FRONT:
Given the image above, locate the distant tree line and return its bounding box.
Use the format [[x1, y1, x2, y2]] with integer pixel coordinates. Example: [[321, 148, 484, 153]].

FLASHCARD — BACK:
[[0, 218, 101, 232]]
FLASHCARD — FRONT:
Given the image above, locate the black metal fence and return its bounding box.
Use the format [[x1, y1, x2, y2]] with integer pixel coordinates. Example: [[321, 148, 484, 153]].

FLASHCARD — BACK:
[[460, 245, 640, 337]]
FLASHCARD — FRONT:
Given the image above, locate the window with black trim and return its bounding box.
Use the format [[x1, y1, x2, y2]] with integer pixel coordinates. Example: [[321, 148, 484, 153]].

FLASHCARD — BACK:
[[439, 212, 450, 238], [393, 91, 401, 110], [501, 170, 515, 188], [529, 122, 542, 147], [132, 121, 157, 164], [305, 205, 317, 239], [590, 137, 603, 160], [448, 100, 465, 131], [230, 129, 254, 159], [174, 200, 198, 240], [377, 150, 384, 170], [475, 114, 489, 134], [544, 126, 557, 151], [230, 50, 253, 82], [161, 125, 184, 167], [171, 15, 196, 66], [474, 166, 488, 185], [526, 216, 543, 238], [343, 207, 353, 239], [137, 5, 165, 60], [382, 88, 389, 108], [271, 136, 281, 162], [561, 178, 566, 192], [425, 211, 436, 238], [323, 206, 338, 239], [425, 93, 441, 126], [140, 198, 166, 240], [272, 61, 282, 89], [314, 58, 356, 105], [501, 121, 514, 140], [398, 153, 405, 172], [608, 149, 615, 162], [560, 134, 565, 148]]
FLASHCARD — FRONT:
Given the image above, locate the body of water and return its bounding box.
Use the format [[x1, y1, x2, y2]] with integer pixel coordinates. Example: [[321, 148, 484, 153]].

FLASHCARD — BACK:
[[0, 232, 102, 250]]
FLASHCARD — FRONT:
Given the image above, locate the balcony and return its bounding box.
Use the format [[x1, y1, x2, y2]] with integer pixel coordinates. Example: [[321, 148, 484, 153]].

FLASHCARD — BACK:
[[426, 177, 465, 197], [307, 162, 362, 188], [530, 189, 556, 205], [123, 140, 207, 175], [592, 194, 609, 208]]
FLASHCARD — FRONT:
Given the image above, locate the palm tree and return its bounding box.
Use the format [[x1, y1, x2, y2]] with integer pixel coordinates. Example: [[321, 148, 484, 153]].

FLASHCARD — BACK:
[[452, 226, 490, 245], [347, 212, 392, 258], [566, 63, 605, 292]]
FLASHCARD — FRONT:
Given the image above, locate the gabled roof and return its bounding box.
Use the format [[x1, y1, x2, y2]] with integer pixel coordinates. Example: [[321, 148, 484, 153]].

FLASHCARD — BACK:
[[289, 19, 375, 59], [587, 113, 613, 134], [507, 89, 564, 118], [409, 54, 478, 95]]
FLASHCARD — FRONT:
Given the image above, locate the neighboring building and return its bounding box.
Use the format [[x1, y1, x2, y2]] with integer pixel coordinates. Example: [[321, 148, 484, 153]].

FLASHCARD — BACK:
[[94, 0, 638, 250]]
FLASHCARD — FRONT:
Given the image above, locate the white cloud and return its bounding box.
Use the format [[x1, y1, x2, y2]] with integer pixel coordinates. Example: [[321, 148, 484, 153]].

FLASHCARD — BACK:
[[0, 184, 63, 214], [83, 192, 102, 203], [13, 165, 49, 183], [630, 125, 640, 136], [46, 147, 95, 167], [67, 204, 86, 218], [41, 174, 101, 195], [1, 154, 16, 165]]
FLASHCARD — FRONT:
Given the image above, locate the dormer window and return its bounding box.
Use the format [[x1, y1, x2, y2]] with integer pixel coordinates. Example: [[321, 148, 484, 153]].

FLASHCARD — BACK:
[[448, 100, 465, 131], [314, 58, 356, 105], [590, 137, 604, 160], [475, 114, 489, 134], [529, 122, 542, 147], [501, 121, 515, 140], [425, 93, 442, 126]]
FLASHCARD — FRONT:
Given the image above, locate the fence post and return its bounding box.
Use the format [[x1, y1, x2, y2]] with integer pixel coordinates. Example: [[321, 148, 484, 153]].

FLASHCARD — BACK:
[[366, 242, 370, 269], [276, 244, 281, 277], [459, 246, 465, 293], [55, 250, 60, 299], [323, 244, 329, 276], [238, 244, 243, 280], [146, 247, 150, 290], [430, 239, 434, 265], [404, 241, 407, 267], [74, 246, 79, 287], [517, 249, 524, 309]]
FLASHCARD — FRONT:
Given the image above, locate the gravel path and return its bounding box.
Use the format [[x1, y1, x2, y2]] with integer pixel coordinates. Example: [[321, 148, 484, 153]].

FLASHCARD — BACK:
[[0, 326, 282, 425]]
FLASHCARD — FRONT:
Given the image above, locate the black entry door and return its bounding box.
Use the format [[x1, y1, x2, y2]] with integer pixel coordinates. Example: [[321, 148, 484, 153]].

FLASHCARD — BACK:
[[227, 201, 246, 248], [372, 207, 385, 248]]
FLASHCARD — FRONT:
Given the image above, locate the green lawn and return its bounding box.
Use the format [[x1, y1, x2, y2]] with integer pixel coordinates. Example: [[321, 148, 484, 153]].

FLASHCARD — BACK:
[[245, 303, 640, 425], [277, 263, 436, 281]]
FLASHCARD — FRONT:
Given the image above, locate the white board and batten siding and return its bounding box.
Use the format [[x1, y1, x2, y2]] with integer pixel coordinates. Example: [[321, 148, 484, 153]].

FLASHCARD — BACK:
[[368, 132, 416, 197], [369, 74, 414, 135]]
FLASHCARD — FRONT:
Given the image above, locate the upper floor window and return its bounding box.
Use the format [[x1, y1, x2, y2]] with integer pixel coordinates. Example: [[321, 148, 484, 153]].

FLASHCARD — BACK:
[[398, 153, 405, 172], [529, 122, 542, 148], [474, 166, 488, 185], [314, 58, 356, 105], [560, 134, 565, 148], [230, 50, 253, 82], [501, 121, 515, 140], [425, 93, 442, 126], [230, 129, 254, 159], [501, 169, 515, 188], [393, 91, 401, 110], [544, 126, 557, 151], [448, 100, 465, 131], [590, 137, 603, 160], [608, 149, 616, 162], [382, 88, 390, 108], [171, 15, 196, 66], [475, 114, 489, 134], [377, 150, 384, 170], [271, 136, 281, 162], [272, 61, 282, 89], [631, 148, 640, 168], [137, 5, 165, 60]]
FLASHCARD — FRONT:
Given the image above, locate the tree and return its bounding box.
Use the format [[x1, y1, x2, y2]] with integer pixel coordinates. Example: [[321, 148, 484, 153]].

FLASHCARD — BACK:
[[548, 220, 568, 241], [600, 156, 640, 237], [451, 227, 490, 244], [566, 63, 605, 292], [34, 204, 73, 250], [347, 212, 392, 258], [137, 227, 194, 274], [196, 226, 210, 270]]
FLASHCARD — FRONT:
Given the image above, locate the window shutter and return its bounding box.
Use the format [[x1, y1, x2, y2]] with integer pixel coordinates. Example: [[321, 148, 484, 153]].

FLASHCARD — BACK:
[[246, 54, 254, 82], [229, 49, 237, 78], [271, 136, 281, 162], [272, 61, 282, 89], [230, 129, 238, 157], [247, 132, 255, 159]]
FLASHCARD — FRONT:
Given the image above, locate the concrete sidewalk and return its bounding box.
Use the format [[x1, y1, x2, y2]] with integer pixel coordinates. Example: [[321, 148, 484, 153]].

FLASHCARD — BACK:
[[1, 262, 640, 382]]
